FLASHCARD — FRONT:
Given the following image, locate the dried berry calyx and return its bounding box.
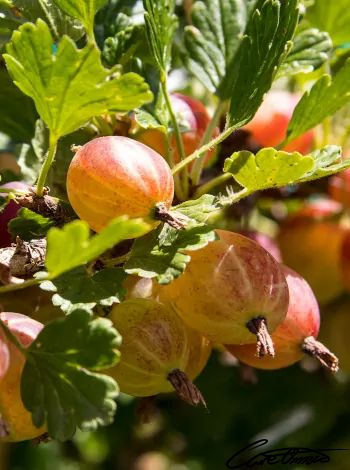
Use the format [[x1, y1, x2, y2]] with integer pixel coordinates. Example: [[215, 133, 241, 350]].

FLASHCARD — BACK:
[[167, 369, 206, 407], [302, 336, 339, 372], [246, 316, 275, 357]]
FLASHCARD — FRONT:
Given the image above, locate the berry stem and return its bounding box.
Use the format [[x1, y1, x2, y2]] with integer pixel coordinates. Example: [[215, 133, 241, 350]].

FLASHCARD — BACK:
[[172, 124, 236, 176], [246, 316, 275, 357], [302, 336, 339, 372], [193, 173, 233, 198], [0, 277, 43, 294], [190, 99, 226, 186], [36, 134, 58, 197], [0, 317, 27, 356], [160, 78, 189, 200], [167, 369, 206, 408]]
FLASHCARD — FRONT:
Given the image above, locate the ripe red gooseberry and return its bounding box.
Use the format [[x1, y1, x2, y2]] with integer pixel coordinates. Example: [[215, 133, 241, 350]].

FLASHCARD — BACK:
[[0, 181, 29, 248], [226, 266, 339, 372], [238, 230, 282, 262], [243, 90, 314, 153], [329, 168, 350, 209], [133, 93, 219, 168], [0, 312, 46, 442], [339, 232, 350, 293], [105, 299, 211, 406], [66, 136, 175, 233], [158, 230, 289, 356], [277, 214, 347, 304]]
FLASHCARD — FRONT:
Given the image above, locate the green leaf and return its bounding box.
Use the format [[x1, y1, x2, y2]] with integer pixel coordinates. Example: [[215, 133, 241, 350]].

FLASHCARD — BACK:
[[52, 0, 107, 37], [41, 267, 126, 314], [174, 194, 219, 223], [21, 310, 121, 441], [277, 28, 332, 78], [183, 0, 298, 115], [227, 0, 299, 127], [143, 0, 177, 73], [125, 196, 218, 284], [15, 0, 85, 41], [133, 109, 166, 132], [8, 208, 54, 240], [223, 147, 314, 192], [305, 0, 350, 47], [299, 145, 350, 183], [101, 13, 148, 68], [285, 59, 350, 145], [95, 0, 142, 44], [0, 68, 37, 142], [45, 217, 150, 279], [183, 0, 255, 95], [4, 19, 153, 139]]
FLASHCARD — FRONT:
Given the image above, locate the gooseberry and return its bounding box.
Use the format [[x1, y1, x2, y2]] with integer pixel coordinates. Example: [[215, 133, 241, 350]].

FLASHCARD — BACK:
[[66, 136, 174, 233], [0, 286, 63, 324], [243, 90, 314, 153], [0, 312, 46, 442], [0, 181, 29, 248], [329, 168, 350, 209], [159, 230, 289, 356], [339, 232, 350, 293], [238, 230, 282, 262], [277, 217, 346, 304], [134, 93, 219, 168], [105, 299, 211, 406], [226, 266, 339, 372]]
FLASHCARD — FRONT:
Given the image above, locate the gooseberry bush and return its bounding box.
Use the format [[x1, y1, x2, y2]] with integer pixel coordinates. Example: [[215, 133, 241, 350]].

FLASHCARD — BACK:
[[1, 0, 350, 455]]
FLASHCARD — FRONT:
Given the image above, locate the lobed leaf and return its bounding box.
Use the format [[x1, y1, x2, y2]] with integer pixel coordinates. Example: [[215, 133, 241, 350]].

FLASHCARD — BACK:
[[285, 59, 350, 145], [298, 146, 350, 183], [227, 0, 299, 127], [21, 310, 121, 441], [277, 28, 332, 78], [224, 146, 350, 193], [183, 0, 255, 95], [52, 0, 108, 37], [223, 148, 314, 192], [8, 208, 54, 241], [125, 196, 218, 284], [45, 217, 150, 279], [143, 0, 177, 73], [41, 267, 126, 314], [15, 0, 84, 41], [4, 19, 153, 139]]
